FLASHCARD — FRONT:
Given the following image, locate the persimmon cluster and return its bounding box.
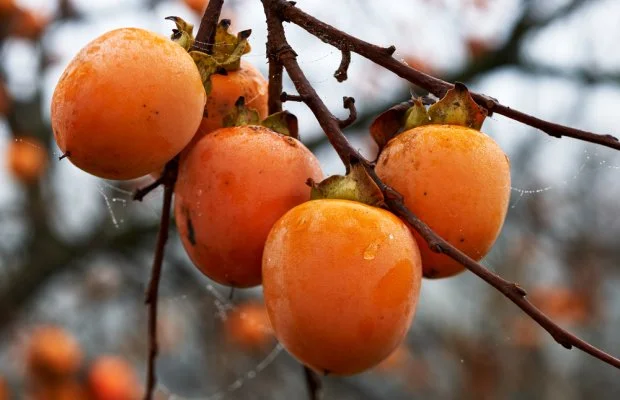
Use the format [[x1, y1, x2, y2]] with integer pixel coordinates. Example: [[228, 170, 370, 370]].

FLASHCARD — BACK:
[[51, 17, 510, 376]]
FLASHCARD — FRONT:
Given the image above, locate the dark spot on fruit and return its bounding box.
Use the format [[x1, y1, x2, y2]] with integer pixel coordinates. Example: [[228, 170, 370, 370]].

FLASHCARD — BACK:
[[186, 213, 196, 246], [283, 137, 297, 147], [423, 192, 427, 196], [460, 237, 465, 243], [142, 104, 146, 108], [155, 110, 159, 115]]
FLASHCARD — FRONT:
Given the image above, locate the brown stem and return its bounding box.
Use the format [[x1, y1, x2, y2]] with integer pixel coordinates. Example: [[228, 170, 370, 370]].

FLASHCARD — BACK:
[[143, 157, 178, 400], [261, 0, 620, 371], [303, 365, 323, 400], [193, 0, 225, 54], [272, 0, 620, 151], [338, 96, 357, 129], [265, 4, 284, 114], [334, 50, 351, 82]]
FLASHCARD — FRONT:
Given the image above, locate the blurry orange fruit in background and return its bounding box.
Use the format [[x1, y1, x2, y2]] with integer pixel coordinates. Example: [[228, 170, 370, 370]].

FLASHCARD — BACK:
[[25, 325, 82, 380], [225, 301, 273, 350], [88, 356, 141, 400], [6, 137, 48, 184]]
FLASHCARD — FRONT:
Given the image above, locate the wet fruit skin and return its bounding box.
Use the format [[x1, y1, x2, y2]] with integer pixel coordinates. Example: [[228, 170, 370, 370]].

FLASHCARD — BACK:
[[191, 60, 268, 146], [375, 124, 511, 278], [174, 125, 323, 288], [262, 199, 422, 375], [51, 28, 206, 180]]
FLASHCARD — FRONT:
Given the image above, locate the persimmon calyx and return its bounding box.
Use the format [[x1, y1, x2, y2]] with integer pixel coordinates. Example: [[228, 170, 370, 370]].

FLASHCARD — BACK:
[[425, 82, 487, 130], [223, 97, 299, 138], [309, 160, 384, 207], [370, 83, 487, 150], [261, 111, 299, 139], [167, 17, 252, 94]]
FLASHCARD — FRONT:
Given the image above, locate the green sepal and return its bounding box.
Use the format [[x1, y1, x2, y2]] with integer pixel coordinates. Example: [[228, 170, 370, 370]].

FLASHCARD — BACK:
[[261, 111, 299, 139], [426, 83, 487, 130], [223, 96, 261, 127], [310, 160, 384, 207], [212, 20, 251, 71], [189, 51, 220, 94], [402, 98, 430, 131]]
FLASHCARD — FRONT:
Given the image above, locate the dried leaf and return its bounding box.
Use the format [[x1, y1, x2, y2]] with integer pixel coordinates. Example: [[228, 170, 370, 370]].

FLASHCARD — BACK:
[[370, 101, 413, 150], [261, 111, 299, 139], [223, 96, 261, 127]]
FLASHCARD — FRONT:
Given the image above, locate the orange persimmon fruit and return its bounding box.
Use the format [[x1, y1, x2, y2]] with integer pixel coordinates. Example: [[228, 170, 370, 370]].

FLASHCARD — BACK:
[[25, 325, 82, 379], [51, 28, 206, 180], [183, 0, 208, 14], [225, 301, 273, 350], [174, 125, 323, 288], [6, 136, 47, 183], [262, 199, 422, 375], [192, 60, 267, 145], [375, 124, 510, 278], [88, 356, 141, 400]]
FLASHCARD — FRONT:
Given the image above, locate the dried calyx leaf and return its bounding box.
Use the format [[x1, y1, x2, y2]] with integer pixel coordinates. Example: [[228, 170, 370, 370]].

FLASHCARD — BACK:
[[369, 100, 413, 150], [309, 160, 384, 207], [370, 83, 487, 150], [167, 17, 252, 94], [166, 16, 194, 51], [261, 111, 299, 139], [223, 97, 261, 127]]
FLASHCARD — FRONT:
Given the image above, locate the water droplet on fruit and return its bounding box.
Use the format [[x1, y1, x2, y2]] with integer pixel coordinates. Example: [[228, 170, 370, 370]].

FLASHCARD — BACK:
[[388, 234, 394, 240], [363, 242, 380, 260]]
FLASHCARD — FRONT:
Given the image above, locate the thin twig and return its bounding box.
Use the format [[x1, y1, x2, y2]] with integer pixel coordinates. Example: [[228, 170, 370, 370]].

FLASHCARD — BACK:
[[265, 3, 284, 114], [134, 176, 164, 202], [334, 50, 351, 82], [261, 0, 620, 370], [303, 365, 323, 400], [272, 0, 620, 151], [143, 157, 178, 400], [338, 96, 357, 129], [281, 92, 304, 102]]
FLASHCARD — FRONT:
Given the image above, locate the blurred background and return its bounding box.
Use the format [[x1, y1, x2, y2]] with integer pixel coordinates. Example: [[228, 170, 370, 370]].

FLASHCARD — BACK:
[[1, 0, 620, 398]]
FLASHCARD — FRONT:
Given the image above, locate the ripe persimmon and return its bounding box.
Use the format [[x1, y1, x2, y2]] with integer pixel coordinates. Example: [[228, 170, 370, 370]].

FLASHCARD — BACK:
[[262, 199, 422, 375], [88, 356, 141, 400], [52, 28, 206, 180], [0, 376, 8, 400], [376, 124, 510, 278], [174, 125, 322, 287], [26, 325, 82, 379], [183, 0, 208, 14], [192, 61, 267, 145], [10, 8, 48, 40], [225, 301, 273, 350], [6, 137, 47, 183]]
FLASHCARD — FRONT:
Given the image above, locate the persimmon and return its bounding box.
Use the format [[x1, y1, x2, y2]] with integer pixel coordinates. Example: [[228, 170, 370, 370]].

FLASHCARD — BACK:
[[25, 325, 82, 379], [376, 125, 510, 278], [51, 28, 206, 180], [0, 376, 7, 400], [262, 199, 422, 375], [88, 356, 141, 400], [10, 8, 48, 40], [30, 380, 88, 400], [225, 301, 273, 350], [175, 125, 322, 287], [192, 60, 268, 145], [0, 0, 16, 16], [6, 137, 47, 183], [183, 0, 208, 14]]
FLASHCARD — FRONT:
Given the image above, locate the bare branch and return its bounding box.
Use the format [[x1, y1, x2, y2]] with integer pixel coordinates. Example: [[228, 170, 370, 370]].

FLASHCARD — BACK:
[[281, 92, 304, 102], [272, 0, 620, 151], [303, 365, 323, 400], [338, 96, 357, 129], [193, 0, 225, 54]]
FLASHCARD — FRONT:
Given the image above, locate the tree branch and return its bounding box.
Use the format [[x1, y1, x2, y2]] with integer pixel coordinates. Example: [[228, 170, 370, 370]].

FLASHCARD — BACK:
[[271, 0, 620, 151], [262, 0, 620, 371], [193, 0, 224, 54]]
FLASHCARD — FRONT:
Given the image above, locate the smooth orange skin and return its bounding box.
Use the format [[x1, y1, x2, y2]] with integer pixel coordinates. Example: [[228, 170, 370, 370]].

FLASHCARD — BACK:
[[376, 124, 511, 278], [190, 61, 267, 146], [26, 326, 82, 379], [175, 125, 323, 287], [6, 137, 47, 183], [88, 356, 141, 400], [52, 28, 206, 180], [225, 301, 273, 350], [263, 199, 422, 375]]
